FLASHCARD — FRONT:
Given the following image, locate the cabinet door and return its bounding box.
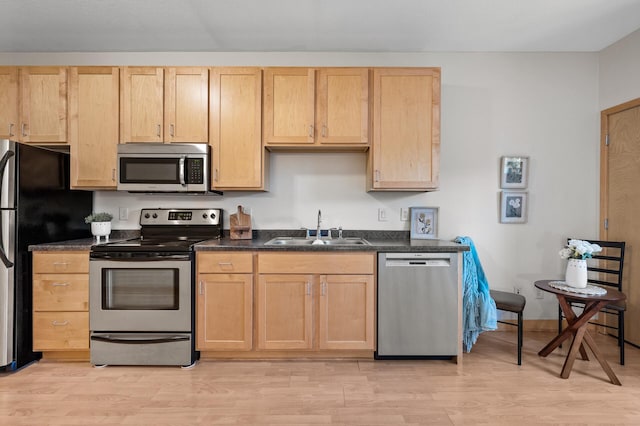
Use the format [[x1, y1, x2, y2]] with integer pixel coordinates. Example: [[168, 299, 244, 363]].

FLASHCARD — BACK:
[[68, 67, 119, 189], [196, 273, 253, 350], [164, 67, 208, 143], [0, 67, 18, 139], [257, 274, 313, 350], [318, 274, 374, 350], [121, 67, 164, 143], [316, 68, 368, 145], [263, 68, 315, 146], [19, 67, 67, 143], [370, 68, 440, 190], [210, 67, 264, 190]]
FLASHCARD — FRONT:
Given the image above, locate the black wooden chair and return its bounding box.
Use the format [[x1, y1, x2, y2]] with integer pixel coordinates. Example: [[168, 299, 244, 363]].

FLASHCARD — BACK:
[[558, 239, 626, 365], [490, 289, 526, 365]]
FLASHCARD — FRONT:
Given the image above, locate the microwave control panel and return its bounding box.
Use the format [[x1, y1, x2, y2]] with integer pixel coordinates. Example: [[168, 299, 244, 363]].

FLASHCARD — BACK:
[[186, 158, 204, 184]]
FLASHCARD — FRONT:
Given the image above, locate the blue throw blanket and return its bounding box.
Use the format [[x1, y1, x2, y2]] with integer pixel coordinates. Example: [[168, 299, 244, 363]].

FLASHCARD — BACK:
[[455, 236, 498, 352]]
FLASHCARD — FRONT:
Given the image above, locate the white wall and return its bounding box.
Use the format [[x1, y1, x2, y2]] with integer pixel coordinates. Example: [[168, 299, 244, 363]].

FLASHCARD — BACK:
[[0, 52, 601, 320], [599, 28, 640, 110]]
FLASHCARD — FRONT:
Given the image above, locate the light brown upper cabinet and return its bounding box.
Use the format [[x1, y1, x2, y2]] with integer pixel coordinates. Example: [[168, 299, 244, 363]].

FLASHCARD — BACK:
[[68, 67, 120, 189], [263, 67, 368, 149], [0, 67, 19, 140], [209, 67, 264, 190], [19, 67, 68, 144], [121, 67, 208, 143], [368, 68, 441, 191]]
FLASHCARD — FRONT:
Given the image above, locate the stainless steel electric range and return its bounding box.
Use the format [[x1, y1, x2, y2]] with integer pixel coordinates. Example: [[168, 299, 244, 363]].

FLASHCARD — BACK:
[[89, 208, 222, 367]]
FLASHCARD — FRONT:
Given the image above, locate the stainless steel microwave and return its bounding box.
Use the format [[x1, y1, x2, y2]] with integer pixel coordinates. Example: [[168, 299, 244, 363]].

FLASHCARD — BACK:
[[117, 143, 209, 193]]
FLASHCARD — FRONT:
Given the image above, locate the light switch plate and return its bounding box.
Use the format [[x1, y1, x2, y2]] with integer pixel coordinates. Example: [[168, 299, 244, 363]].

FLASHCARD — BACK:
[[119, 207, 129, 221], [378, 208, 388, 221], [400, 208, 409, 221]]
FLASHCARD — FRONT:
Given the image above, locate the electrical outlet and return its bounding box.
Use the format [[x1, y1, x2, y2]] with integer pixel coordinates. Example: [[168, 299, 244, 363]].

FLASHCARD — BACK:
[[378, 208, 388, 221], [513, 287, 521, 295], [536, 289, 544, 299], [400, 208, 409, 221], [119, 207, 129, 221]]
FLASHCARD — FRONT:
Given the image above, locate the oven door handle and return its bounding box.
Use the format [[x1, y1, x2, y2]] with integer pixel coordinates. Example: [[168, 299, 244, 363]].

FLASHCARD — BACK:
[[91, 335, 190, 345], [90, 254, 191, 261]]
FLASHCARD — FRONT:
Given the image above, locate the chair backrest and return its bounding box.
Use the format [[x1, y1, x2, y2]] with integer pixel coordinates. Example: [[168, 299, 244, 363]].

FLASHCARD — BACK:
[[569, 239, 625, 291]]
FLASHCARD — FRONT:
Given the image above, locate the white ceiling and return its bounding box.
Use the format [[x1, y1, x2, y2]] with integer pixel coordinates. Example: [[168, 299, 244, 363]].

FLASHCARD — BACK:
[[2, 0, 640, 53]]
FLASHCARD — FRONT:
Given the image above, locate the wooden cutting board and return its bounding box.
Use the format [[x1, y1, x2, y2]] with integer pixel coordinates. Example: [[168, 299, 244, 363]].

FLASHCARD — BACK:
[[229, 205, 252, 240]]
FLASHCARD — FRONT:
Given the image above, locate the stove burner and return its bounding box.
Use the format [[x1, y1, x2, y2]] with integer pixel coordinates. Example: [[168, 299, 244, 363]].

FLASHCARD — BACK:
[[91, 208, 223, 254]]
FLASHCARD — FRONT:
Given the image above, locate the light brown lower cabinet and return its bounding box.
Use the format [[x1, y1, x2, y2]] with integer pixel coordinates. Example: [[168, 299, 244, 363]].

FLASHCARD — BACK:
[[257, 273, 374, 351], [196, 252, 254, 351], [257, 253, 375, 352], [32, 251, 90, 351]]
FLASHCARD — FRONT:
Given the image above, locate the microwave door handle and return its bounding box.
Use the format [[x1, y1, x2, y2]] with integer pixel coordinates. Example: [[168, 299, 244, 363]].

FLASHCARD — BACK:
[[179, 156, 186, 186]]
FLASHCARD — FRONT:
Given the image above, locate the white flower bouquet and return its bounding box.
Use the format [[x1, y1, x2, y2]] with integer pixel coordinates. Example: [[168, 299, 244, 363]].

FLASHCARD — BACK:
[[559, 239, 602, 260]]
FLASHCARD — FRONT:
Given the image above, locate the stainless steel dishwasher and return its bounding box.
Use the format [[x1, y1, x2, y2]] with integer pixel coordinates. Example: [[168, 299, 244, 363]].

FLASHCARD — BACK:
[[376, 252, 459, 358]]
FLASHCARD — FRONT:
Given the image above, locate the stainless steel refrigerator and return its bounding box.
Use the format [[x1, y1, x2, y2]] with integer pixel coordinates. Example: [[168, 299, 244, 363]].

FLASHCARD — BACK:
[[0, 140, 92, 371]]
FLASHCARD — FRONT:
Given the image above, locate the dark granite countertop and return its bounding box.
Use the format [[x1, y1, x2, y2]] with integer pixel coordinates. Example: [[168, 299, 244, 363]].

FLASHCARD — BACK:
[[28, 231, 140, 251], [195, 230, 469, 253], [29, 229, 468, 253]]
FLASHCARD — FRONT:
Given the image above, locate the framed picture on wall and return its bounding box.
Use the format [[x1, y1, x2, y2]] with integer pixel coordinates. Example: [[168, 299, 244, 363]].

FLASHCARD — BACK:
[[500, 191, 528, 224], [500, 156, 529, 189], [410, 207, 439, 239]]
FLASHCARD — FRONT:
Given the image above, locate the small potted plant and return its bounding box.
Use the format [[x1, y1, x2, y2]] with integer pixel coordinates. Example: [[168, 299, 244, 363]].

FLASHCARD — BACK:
[[85, 212, 114, 243]]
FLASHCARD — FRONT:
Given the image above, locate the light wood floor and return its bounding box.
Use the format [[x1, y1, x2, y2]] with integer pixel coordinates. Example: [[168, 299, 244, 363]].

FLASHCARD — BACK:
[[1, 331, 640, 425]]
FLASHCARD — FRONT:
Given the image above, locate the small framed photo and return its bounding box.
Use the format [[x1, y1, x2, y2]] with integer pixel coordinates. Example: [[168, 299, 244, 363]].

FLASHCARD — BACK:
[[500, 156, 529, 189], [500, 191, 528, 224], [410, 207, 438, 239]]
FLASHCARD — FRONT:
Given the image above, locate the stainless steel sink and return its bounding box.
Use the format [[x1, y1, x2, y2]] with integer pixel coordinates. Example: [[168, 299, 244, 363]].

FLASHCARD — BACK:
[[264, 237, 370, 246]]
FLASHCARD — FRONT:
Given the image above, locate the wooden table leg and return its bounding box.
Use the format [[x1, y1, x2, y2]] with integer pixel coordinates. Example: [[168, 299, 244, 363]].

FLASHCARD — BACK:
[[561, 326, 586, 379], [538, 298, 602, 357], [581, 329, 622, 386]]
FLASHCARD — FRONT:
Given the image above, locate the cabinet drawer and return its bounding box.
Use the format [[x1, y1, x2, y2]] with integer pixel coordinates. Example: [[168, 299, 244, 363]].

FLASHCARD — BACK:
[[197, 252, 253, 273], [258, 253, 374, 274], [33, 251, 89, 274], [33, 312, 89, 350], [33, 274, 88, 312]]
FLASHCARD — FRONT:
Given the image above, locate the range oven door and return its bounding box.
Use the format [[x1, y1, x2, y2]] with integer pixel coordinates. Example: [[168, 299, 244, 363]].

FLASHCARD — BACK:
[[89, 256, 192, 332], [89, 254, 196, 366]]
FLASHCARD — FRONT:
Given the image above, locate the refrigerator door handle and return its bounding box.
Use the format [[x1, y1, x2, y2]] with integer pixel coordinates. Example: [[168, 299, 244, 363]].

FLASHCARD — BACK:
[[0, 148, 15, 269], [0, 210, 14, 268], [0, 149, 15, 210]]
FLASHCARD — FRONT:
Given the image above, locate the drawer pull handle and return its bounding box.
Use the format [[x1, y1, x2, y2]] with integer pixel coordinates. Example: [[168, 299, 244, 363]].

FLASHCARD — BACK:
[[306, 282, 311, 295], [321, 281, 327, 296], [52, 321, 69, 326], [9, 123, 14, 137], [157, 124, 161, 137], [52, 262, 69, 266], [51, 282, 69, 287], [218, 262, 233, 266], [21, 123, 27, 137]]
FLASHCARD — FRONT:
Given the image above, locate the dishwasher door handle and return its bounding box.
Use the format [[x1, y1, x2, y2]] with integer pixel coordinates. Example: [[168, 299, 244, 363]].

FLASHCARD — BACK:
[[385, 259, 451, 267]]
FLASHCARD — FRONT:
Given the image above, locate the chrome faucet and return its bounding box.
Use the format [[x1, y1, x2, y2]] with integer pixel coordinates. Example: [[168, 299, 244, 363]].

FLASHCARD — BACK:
[[316, 209, 322, 241]]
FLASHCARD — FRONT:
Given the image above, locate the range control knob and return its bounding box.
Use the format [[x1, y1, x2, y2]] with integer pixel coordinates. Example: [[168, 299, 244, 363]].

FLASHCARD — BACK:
[[144, 213, 150, 219], [210, 213, 216, 219], [202, 213, 208, 219], [152, 213, 158, 219]]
